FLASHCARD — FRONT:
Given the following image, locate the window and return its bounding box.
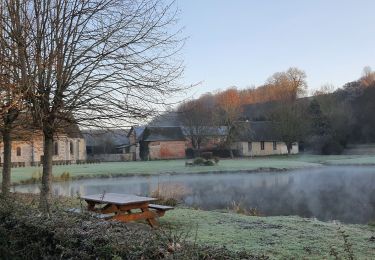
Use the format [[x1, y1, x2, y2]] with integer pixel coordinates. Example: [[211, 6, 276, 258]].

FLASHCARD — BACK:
[[261, 141, 265, 150], [248, 142, 252, 152], [54, 142, 59, 156], [70, 141, 74, 155], [16, 147, 21, 156], [273, 141, 277, 150]]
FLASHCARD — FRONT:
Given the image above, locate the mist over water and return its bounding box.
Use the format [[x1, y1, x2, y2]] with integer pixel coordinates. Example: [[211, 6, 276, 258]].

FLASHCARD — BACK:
[[16, 166, 375, 224]]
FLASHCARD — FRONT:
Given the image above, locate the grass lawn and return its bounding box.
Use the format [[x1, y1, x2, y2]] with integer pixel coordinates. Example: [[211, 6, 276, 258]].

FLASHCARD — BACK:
[[161, 208, 375, 259], [4, 154, 375, 183]]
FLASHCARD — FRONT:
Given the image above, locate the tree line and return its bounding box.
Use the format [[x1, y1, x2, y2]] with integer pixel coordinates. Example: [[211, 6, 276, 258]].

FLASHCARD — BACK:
[[0, 0, 184, 211], [176, 67, 375, 156]]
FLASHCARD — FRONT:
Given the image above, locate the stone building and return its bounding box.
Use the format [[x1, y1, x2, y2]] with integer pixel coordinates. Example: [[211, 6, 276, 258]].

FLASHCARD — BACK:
[[232, 121, 299, 156], [0, 127, 86, 166]]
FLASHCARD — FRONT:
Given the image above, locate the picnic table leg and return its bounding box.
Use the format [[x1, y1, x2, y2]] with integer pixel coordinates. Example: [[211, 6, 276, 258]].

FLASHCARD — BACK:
[[113, 203, 159, 227], [141, 207, 158, 227], [100, 204, 119, 214], [86, 201, 96, 211]]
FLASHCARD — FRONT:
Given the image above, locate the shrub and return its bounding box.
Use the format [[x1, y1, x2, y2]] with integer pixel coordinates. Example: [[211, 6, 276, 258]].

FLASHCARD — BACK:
[[31, 171, 42, 183], [60, 172, 71, 181], [204, 160, 214, 166], [229, 201, 263, 216], [322, 139, 345, 155], [163, 198, 179, 207], [193, 157, 205, 165], [151, 183, 191, 206]]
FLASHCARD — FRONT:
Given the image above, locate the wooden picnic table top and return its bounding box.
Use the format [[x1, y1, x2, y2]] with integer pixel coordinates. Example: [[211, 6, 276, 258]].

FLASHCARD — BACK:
[[81, 193, 157, 206]]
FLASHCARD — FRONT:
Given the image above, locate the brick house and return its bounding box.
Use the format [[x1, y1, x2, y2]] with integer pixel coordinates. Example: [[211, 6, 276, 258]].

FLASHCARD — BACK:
[[119, 126, 185, 160]]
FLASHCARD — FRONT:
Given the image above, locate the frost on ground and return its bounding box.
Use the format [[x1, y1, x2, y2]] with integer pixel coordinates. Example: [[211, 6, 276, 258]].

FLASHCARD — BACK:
[[5, 154, 375, 184], [161, 208, 375, 259]]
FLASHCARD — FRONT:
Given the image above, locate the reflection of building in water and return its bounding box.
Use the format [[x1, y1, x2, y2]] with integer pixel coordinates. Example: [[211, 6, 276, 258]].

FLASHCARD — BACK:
[[16, 185, 40, 194], [77, 185, 86, 196], [51, 182, 87, 197], [140, 182, 151, 196], [288, 176, 294, 185]]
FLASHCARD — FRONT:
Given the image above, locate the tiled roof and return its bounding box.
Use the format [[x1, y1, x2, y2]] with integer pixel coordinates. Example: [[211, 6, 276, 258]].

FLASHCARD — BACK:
[[142, 126, 185, 142], [234, 121, 281, 142], [82, 129, 129, 146]]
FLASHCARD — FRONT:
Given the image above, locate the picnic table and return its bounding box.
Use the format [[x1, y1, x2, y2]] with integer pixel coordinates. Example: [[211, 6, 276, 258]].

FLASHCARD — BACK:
[[81, 193, 173, 227]]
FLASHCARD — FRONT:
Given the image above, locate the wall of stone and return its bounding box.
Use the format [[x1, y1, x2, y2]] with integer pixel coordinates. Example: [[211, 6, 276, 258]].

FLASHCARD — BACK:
[[0, 135, 86, 166], [234, 141, 299, 156]]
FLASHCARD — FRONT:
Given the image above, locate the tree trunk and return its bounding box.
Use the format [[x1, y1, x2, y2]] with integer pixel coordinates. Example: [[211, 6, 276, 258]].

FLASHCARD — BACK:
[[229, 149, 234, 159], [287, 143, 292, 155], [1, 128, 12, 197], [39, 132, 54, 213]]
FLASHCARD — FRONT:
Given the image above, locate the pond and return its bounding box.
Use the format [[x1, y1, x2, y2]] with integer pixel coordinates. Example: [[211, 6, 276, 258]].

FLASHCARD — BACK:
[[15, 165, 375, 224]]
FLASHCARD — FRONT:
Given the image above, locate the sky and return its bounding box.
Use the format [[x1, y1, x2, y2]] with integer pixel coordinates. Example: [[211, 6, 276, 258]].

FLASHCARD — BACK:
[[177, 0, 375, 98]]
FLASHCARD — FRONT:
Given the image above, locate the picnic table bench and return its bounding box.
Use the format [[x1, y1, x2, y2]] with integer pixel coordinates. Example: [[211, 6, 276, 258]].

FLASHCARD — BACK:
[[80, 193, 173, 227]]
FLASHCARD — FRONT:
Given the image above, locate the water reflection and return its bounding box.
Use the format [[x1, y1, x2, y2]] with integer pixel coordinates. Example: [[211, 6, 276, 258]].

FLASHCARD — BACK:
[[15, 166, 375, 224]]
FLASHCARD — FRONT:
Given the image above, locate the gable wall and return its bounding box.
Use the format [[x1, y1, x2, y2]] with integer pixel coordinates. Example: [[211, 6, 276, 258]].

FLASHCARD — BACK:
[[148, 141, 185, 160], [0, 135, 86, 166]]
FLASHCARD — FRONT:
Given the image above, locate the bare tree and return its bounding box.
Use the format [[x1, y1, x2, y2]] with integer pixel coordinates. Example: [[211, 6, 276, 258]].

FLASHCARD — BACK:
[[0, 78, 21, 196], [271, 102, 307, 154], [360, 66, 375, 87], [0, 1, 31, 196], [2, 0, 184, 210], [215, 88, 242, 158], [177, 98, 214, 155], [266, 67, 307, 101]]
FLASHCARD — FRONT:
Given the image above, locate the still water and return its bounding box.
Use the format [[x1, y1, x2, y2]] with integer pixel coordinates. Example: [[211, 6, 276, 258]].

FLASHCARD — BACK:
[[16, 166, 375, 224]]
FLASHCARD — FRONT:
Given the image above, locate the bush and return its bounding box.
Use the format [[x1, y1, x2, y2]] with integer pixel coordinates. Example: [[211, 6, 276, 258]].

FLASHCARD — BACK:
[[193, 157, 205, 165], [60, 172, 71, 181], [229, 201, 263, 216], [192, 157, 216, 166], [31, 171, 42, 183], [322, 139, 344, 155], [151, 183, 191, 206], [204, 160, 214, 166]]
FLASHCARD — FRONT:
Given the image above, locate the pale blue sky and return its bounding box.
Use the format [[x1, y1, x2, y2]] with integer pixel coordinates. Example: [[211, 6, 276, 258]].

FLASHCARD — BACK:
[[178, 0, 375, 97]]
